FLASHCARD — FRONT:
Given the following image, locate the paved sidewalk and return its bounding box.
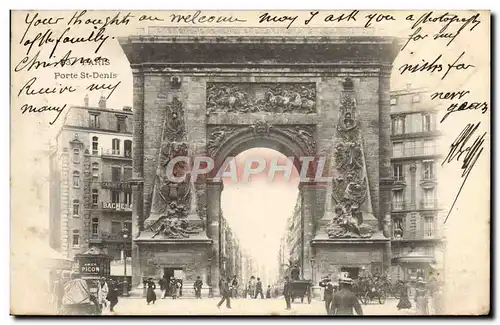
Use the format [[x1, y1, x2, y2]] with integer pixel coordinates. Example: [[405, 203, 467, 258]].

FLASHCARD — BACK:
[[104, 295, 418, 316]]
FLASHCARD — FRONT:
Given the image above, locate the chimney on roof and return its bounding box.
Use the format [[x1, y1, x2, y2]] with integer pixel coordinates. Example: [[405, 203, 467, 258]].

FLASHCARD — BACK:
[[98, 95, 106, 109], [406, 83, 412, 91], [123, 106, 132, 112], [84, 94, 89, 107]]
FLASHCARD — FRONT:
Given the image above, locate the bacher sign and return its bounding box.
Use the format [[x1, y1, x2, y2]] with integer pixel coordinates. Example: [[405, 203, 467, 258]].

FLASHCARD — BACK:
[[102, 202, 132, 211]]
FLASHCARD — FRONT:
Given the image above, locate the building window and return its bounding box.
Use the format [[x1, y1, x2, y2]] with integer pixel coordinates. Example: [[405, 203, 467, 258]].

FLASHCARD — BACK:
[[423, 188, 435, 208], [124, 221, 132, 235], [112, 139, 120, 155], [72, 230, 80, 247], [111, 221, 122, 236], [390, 97, 397, 105], [89, 114, 100, 128], [424, 246, 434, 255], [112, 190, 120, 204], [424, 217, 434, 238], [405, 140, 417, 156], [423, 140, 435, 155], [92, 162, 99, 178], [117, 117, 127, 133], [412, 94, 420, 103], [72, 148, 80, 163], [391, 116, 405, 135], [91, 217, 99, 235], [111, 166, 121, 182], [392, 142, 403, 157], [72, 171, 80, 188], [123, 167, 132, 181], [392, 190, 404, 210], [92, 189, 99, 205], [393, 218, 404, 239], [92, 136, 99, 155], [393, 163, 404, 182], [423, 161, 435, 180], [124, 140, 132, 158], [73, 200, 80, 217], [422, 113, 432, 132], [408, 268, 425, 281], [124, 190, 132, 205]]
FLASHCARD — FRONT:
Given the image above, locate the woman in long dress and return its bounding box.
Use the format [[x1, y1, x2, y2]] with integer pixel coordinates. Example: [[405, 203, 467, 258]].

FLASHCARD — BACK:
[[414, 278, 429, 315], [146, 278, 157, 305], [396, 280, 412, 310]]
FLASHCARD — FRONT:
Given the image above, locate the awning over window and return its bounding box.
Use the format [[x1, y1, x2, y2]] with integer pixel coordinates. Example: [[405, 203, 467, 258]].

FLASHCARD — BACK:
[[392, 251, 436, 264]]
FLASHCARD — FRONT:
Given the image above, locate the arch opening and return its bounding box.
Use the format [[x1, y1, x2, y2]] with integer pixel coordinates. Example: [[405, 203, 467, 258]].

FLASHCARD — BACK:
[[220, 147, 301, 290]]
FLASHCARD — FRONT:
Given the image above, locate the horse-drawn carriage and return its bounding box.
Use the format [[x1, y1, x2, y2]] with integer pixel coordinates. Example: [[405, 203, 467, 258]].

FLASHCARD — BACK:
[[353, 277, 387, 305], [289, 279, 312, 304]]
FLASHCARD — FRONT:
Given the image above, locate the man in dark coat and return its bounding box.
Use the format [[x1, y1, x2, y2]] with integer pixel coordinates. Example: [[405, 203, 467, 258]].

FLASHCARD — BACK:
[[194, 276, 203, 299], [331, 278, 363, 316], [255, 277, 264, 299], [319, 275, 335, 314], [216, 277, 231, 309], [283, 276, 292, 310]]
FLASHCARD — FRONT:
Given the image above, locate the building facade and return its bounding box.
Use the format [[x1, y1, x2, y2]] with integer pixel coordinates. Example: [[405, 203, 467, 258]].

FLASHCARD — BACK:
[[49, 96, 134, 273], [389, 86, 444, 282]]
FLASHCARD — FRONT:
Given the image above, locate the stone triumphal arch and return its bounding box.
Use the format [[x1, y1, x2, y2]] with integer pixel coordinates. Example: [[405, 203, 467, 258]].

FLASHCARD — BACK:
[[119, 28, 402, 292]]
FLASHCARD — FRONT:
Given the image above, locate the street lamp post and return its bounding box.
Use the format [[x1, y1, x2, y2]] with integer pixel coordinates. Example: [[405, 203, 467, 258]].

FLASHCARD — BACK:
[[121, 227, 129, 297], [207, 257, 213, 298]]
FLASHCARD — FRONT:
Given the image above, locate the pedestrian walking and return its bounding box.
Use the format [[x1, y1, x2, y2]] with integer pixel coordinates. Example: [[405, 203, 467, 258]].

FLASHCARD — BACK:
[[331, 277, 363, 316], [231, 275, 239, 298], [173, 279, 180, 299], [283, 276, 291, 310], [107, 280, 119, 312], [319, 275, 334, 314], [217, 277, 231, 309], [146, 278, 157, 305], [415, 278, 429, 315], [141, 279, 148, 298], [249, 276, 256, 299], [255, 277, 264, 299], [52, 275, 65, 312], [159, 277, 166, 299], [194, 276, 203, 299], [396, 280, 412, 310], [97, 277, 109, 311], [266, 285, 271, 298]]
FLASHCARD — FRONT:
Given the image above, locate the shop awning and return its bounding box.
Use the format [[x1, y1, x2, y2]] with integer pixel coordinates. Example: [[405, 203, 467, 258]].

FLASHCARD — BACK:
[[392, 251, 436, 264]]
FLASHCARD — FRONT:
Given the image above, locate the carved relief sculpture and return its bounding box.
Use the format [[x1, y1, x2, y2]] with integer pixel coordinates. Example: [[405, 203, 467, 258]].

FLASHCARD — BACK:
[[148, 96, 202, 239], [327, 77, 373, 239], [206, 83, 316, 114]]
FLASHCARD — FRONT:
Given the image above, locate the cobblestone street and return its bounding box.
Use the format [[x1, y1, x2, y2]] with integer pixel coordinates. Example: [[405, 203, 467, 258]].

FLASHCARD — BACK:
[[104, 293, 418, 316]]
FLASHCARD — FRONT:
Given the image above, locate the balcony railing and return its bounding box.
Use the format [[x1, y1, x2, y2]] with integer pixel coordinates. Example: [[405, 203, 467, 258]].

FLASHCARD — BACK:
[[392, 146, 438, 158], [101, 181, 132, 190], [101, 148, 132, 159], [90, 231, 132, 241], [420, 199, 438, 209], [391, 201, 405, 211], [393, 175, 405, 182]]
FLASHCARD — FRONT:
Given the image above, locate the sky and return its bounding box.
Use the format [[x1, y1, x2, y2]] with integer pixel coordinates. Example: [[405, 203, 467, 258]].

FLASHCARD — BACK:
[[220, 148, 300, 279]]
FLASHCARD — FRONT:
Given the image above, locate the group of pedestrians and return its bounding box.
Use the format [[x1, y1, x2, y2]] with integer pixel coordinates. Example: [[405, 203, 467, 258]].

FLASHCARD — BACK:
[[396, 273, 444, 315], [317, 275, 363, 315], [144, 276, 183, 305]]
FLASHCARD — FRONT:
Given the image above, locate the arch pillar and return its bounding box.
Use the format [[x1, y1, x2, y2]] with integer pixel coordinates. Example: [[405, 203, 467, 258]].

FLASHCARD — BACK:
[[299, 181, 327, 281], [206, 178, 223, 296]]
